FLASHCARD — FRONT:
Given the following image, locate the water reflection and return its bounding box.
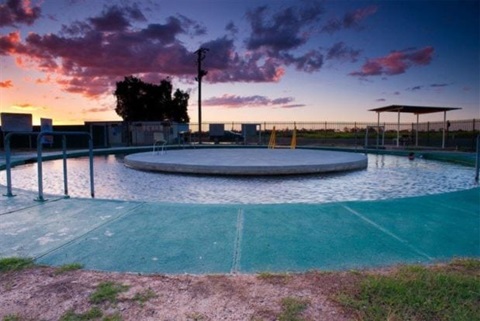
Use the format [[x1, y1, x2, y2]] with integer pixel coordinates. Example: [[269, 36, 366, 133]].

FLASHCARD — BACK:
[[1, 154, 475, 204]]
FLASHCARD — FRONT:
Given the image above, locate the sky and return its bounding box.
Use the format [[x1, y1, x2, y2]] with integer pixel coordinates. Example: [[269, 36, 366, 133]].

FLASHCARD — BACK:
[[0, 0, 479, 125]]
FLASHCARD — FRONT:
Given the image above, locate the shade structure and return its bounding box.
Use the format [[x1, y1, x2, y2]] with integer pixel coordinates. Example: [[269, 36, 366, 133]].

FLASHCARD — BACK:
[[369, 105, 461, 148]]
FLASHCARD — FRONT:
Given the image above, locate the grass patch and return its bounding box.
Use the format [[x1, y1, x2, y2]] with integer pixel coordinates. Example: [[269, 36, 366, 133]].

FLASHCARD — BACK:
[[338, 260, 480, 321], [100, 314, 122, 321], [185, 312, 206, 321], [89, 281, 129, 304], [133, 288, 157, 305], [59, 307, 103, 321], [257, 272, 291, 285], [0, 257, 34, 273], [55, 263, 84, 275], [450, 258, 480, 272], [3, 314, 22, 321], [278, 297, 309, 321], [60, 307, 121, 321]]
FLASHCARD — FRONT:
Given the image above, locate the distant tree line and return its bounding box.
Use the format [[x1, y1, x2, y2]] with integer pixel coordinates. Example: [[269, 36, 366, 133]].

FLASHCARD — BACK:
[[114, 76, 189, 122]]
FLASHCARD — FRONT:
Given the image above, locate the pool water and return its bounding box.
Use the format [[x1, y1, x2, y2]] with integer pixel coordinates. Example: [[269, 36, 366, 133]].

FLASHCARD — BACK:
[[1, 154, 476, 204]]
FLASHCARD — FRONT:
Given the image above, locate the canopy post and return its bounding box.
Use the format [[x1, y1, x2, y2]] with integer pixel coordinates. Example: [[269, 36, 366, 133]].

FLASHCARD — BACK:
[[442, 111, 447, 149], [396, 110, 400, 147], [416, 114, 419, 147], [377, 112, 380, 146]]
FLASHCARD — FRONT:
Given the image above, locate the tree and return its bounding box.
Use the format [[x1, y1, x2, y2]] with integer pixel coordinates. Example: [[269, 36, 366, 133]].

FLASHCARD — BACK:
[[114, 76, 190, 122]]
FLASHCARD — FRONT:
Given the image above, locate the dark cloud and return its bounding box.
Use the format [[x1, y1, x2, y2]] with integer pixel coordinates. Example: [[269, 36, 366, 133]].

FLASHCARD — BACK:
[[201, 2, 327, 82], [206, 55, 285, 83], [201, 37, 285, 83], [326, 42, 361, 62], [322, 5, 377, 33], [350, 47, 434, 77], [343, 5, 378, 28], [407, 85, 423, 91], [245, 2, 324, 51], [204, 94, 299, 108], [430, 83, 450, 88], [0, 0, 41, 27], [140, 17, 189, 43], [279, 50, 324, 72], [225, 21, 238, 35], [406, 83, 450, 92], [89, 5, 141, 32], [278, 104, 305, 109], [376, 98, 386, 102]]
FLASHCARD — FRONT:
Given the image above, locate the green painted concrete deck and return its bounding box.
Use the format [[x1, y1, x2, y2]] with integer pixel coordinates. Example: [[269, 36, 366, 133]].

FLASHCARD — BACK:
[[1, 188, 478, 274]]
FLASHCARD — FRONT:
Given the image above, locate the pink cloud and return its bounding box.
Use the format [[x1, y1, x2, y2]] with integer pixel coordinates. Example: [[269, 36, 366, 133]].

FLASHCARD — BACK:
[[0, 80, 13, 88], [350, 46, 434, 77], [11, 102, 45, 110], [0, 6, 203, 97], [2, 3, 300, 97], [0, 31, 21, 55], [0, 2, 379, 99], [84, 107, 111, 113]]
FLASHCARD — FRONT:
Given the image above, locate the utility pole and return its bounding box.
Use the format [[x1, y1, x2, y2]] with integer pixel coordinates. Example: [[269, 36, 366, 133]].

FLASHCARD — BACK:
[[195, 47, 208, 144]]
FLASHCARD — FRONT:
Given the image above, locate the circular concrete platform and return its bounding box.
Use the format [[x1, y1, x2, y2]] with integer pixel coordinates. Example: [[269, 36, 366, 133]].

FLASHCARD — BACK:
[[124, 148, 368, 176]]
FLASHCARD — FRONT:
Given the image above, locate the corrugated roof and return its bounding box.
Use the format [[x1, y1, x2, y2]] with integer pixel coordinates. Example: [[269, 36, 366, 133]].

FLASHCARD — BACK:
[[369, 105, 461, 114]]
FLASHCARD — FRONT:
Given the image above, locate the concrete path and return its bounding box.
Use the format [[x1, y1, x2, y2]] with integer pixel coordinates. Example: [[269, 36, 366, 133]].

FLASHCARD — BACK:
[[1, 187, 478, 274]]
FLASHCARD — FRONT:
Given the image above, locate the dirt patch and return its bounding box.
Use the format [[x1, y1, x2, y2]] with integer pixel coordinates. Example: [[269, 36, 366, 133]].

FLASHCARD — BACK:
[[0, 267, 360, 320]]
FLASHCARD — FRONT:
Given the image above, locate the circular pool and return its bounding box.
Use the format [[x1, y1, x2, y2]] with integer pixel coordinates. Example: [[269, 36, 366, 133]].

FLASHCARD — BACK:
[[124, 149, 368, 175], [1, 151, 476, 204]]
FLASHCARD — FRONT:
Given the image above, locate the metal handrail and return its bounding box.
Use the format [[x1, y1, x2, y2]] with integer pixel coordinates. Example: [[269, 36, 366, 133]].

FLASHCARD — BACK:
[[475, 134, 479, 183], [3, 131, 94, 201]]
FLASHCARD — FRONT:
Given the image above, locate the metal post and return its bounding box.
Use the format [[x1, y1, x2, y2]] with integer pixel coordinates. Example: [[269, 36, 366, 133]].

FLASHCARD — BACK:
[[376, 112, 380, 147], [195, 48, 208, 144], [416, 114, 419, 147], [89, 136, 95, 198], [396, 110, 400, 147], [427, 121, 430, 146], [442, 111, 447, 149], [365, 126, 369, 148], [354, 122, 357, 148], [36, 134, 45, 202], [4, 133, 14, 197], [475, 134, 479, 183], [62, 135, 69, 198], [382, 123, 385, 146]]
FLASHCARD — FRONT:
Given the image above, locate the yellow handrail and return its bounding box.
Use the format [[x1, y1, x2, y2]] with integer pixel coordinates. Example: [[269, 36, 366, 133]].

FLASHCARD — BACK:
[[290, 123, 297, 149], [268, 126, 276, 149]]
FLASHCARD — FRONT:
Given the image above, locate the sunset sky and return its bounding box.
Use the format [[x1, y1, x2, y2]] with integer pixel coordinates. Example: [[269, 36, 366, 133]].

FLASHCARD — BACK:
[[0, 0, 479, 125]]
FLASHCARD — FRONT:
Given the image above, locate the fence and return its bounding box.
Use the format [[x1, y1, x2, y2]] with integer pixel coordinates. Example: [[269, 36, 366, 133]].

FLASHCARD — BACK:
[[183, 119, 479, 150], [2, 119, 479, 151]]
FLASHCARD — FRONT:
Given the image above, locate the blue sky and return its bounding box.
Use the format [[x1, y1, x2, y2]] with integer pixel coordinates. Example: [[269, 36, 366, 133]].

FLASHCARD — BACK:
[[0, 0, 478, 125]]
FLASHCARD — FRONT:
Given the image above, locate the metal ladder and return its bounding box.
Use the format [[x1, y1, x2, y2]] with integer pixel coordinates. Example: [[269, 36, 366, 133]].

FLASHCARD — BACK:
[[3, 131, 94, 201]]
